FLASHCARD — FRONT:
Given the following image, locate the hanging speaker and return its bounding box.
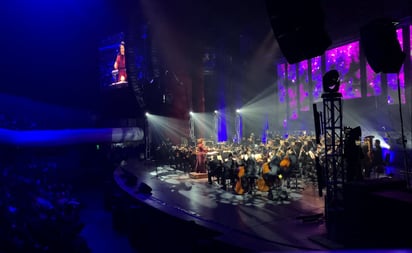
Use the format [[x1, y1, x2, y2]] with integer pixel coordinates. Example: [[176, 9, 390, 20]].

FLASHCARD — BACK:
[[265, 0, 332, 64], [360, 18, 406, 74]]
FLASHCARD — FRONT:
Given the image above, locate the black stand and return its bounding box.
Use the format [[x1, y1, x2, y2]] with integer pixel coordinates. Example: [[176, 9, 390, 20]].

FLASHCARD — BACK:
[[396, 73, 411, 187]]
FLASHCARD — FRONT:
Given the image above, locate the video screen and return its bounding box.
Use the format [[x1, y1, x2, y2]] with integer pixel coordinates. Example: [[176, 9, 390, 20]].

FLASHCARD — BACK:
[[325, 41, 361, 99], [366, 63, 382, 97], [311, 56, 322, 102], [287, 63, 298, 120], [99, 32, 128, 89], [277, 63, 286, 105], [297, 60, 310, 111], [387, 28, 406, 105]]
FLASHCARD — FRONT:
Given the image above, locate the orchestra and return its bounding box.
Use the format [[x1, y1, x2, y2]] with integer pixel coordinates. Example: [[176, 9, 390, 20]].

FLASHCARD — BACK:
[[151, 131, 386, 199], [153, 133, 320, 196]]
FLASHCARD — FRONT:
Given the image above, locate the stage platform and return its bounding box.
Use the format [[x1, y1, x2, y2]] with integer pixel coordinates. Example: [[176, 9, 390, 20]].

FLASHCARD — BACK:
[[113, 158, 412, 252], [188, 172, 208, 179], [113, 158, 335, 252]]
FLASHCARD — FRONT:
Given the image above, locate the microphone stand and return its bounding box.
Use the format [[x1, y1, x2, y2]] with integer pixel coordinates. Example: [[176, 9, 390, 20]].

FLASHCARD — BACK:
[[396, 73, 410, 188]]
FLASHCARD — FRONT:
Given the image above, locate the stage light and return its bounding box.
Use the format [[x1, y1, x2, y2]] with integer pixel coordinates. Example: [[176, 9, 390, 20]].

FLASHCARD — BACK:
[[236, 109, 241, 114], [145, 112, 150, 117], [322, 69, 340, 93], [214, 110, 218, 114], [189, 111, 193, 115]]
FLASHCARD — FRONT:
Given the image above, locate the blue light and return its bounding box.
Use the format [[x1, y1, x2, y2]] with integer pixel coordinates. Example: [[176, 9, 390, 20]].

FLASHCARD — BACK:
[[0, 127, 144, 146], [217, 112, 228, 142], [261, 115, 269, 144], [8, 206, 17, 213]]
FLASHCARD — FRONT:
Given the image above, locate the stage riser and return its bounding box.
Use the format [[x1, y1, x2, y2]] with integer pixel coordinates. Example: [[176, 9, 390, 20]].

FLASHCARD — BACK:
[[189, 172, 208, 179]]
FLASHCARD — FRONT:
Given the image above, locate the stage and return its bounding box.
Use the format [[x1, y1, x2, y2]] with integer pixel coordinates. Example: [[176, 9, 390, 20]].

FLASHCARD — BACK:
[[113, 158, 337, 252]]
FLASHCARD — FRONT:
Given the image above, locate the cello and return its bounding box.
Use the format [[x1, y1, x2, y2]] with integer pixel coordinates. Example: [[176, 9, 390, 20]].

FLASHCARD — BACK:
[[234, 158, 249, 195], [257, 162, 271, 192]]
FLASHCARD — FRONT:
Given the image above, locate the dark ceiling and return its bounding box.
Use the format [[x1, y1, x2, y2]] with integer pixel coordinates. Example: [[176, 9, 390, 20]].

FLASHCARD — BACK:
[[0, 0, 410, 110]]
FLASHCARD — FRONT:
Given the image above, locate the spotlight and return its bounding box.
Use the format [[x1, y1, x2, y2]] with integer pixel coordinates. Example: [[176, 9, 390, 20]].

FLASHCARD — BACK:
[[214, 110, 218, 114], [322, 69, 340, 93], [236, 109, 241, 114], [189, 111, 193, 115], [145, 112, 150, 117]]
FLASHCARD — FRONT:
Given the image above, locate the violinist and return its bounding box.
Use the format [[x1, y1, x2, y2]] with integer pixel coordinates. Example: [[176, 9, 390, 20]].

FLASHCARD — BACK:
[[194, 138, 208, 173]]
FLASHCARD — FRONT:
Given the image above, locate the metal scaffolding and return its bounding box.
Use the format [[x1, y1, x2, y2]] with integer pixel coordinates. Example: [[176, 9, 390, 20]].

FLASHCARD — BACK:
[[321, 92, 345, 240]]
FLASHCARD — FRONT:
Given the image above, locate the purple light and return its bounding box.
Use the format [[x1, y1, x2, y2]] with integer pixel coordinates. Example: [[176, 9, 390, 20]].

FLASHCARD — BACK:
[[387, 28, 405, 105], [366, 63, 382, 96], [398, 28, 404, 50], [298, 60, 310, 111], [277, 64, 286, 104], [325, 41, 361, 99], [410, 25, 412, 58], [287, 64, 298, 120], [277, 26, 409, 111], [311, 56, 322, 101]]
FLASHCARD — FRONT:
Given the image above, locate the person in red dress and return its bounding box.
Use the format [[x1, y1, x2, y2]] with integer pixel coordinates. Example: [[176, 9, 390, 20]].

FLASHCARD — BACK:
[[113, 41, 127, 82], [195, 138, 208, 173]]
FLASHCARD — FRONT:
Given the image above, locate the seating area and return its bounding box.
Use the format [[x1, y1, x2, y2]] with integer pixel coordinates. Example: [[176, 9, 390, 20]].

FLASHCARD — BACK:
[[0, 146, 90, 253]]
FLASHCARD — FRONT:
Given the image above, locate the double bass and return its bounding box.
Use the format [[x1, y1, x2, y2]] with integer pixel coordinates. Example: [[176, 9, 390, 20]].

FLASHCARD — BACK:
[[234, 159, 249, 195]]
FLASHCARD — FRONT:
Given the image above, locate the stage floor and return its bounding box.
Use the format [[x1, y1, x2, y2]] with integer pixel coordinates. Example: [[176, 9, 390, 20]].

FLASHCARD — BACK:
[[114, 158, 339, 252]]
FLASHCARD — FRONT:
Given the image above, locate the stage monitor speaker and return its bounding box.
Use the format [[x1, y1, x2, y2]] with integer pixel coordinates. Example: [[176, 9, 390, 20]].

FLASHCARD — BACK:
[[265, 0, 331, 64], [360, 18, 406, 73], [138, 182, 152, 195]]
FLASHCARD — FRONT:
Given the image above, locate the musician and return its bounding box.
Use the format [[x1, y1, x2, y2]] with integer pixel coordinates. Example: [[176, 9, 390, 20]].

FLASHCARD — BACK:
[[371, 139, 384, 175], [345, 133, 364, 181], [207, 155, 223, 185], [277, 140, 289, 155], [194, 138, 208, 173], [113, 41, 127, 82], [245, 152, 259, 194], [221, 153, 236, 190], [361, 136, 373, 178], [247, 133, 255, 146]]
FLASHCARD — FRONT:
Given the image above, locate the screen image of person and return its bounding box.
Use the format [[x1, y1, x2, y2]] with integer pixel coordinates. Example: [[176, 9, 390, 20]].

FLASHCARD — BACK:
[[113, 41, 127, 82]]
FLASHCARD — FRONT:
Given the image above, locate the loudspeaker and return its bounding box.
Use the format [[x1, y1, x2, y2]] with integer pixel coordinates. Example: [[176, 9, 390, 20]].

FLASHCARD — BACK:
[[265, 0, 331, 64], [360, 18, 406, 73], [138, 182, 152, 195]]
